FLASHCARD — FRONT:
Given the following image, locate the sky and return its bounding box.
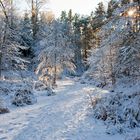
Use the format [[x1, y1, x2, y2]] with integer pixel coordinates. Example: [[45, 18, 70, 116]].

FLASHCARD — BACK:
[[49, 0, 108, 17], [15, 0, 109, 18]]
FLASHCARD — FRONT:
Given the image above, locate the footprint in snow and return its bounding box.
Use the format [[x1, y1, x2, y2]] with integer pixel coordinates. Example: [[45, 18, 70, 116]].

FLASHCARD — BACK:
[[28, 116, 35, 119], [0, 130, 4, 134], [11, 117, 16, 120], [0, 136, 8, 140], [8, 128, 14, 131]]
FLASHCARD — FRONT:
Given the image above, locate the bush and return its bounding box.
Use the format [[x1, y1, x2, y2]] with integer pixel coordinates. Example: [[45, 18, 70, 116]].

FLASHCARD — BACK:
[[12, 89, 37, 106], [91, 89, 140, 134], [0, 98, 9, 114], [34, 81, 55, 96]]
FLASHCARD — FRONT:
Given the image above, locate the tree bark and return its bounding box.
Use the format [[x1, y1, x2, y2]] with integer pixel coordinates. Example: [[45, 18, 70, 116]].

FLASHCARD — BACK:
[[53, 53, 57, 86], [0, 0, 9, 23], [0, 51, 2, 79]]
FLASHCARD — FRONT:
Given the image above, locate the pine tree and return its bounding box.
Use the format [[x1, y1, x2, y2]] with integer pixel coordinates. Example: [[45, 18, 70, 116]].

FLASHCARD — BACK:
[[60, 11, 67, 22], [107, 0, 116, 18], [93, 2, 106, 29], [121, 0, 130, 5], [68, 9, 73, 23], [20, 12, 33, 46], [80, 16, 93, 62]]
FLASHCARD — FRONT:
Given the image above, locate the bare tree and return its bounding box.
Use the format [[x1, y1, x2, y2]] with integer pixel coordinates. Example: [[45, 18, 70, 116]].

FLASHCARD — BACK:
[[0, 0, 9, 77], [26, 0, 48, 39], [0, 51, 2, 78], [0, 0, 9, 23]]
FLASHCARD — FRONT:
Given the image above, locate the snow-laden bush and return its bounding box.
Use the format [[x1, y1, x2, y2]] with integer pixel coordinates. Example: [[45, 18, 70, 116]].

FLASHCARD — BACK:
[[34, 81, 54, 96], [91, 83, 140, 134], [12, 89, 37, 106], [0, 98, 9, 114], [125, 131, 140, 140]]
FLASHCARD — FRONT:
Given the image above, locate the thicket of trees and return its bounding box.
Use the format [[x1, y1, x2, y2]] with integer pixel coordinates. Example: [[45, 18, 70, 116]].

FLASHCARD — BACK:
[[0, 0, 139, 87], [86, 0, 140, 134], [0, 0, 140, 134], [88, 0, 140, 86]]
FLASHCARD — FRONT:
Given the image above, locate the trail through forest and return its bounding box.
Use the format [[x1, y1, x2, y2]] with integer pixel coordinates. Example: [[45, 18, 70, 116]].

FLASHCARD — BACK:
[[0, 78, 123, 140]]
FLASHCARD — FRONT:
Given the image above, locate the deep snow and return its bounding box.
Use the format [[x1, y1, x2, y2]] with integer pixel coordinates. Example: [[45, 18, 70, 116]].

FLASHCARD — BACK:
[[0, 78, 125, 140]]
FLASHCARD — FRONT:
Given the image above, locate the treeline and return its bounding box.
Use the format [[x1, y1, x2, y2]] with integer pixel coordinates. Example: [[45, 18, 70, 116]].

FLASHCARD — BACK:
[[0, 0, 139, 86]]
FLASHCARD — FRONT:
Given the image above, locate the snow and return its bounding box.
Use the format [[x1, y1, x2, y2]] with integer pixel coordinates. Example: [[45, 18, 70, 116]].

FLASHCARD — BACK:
[[0, 78, 124, 140]]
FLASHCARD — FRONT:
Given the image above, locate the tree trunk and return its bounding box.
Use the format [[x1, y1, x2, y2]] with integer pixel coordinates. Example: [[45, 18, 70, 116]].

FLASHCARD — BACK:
[[84, 47, 88, 60], [53, 53, 57, 86], [10, 0, 13, 28], [31, 0, 37, 39], [137, 0, 140, 31], [0, 0, 9, 24], [0, 51, 2, 79]]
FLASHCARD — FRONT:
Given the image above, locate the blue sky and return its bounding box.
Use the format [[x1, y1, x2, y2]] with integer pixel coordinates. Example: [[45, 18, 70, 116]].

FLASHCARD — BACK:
[[15, 0, 109, 17]]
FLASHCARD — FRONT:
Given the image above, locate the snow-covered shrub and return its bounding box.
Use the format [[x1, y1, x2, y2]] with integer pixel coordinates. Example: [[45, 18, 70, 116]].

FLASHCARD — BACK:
[[91, 83, 140, 134], [12, 89, 37, 106], [0, 98, 9, 114], [0, 86, 10, 95], [34, 81, 54, 96], [124, 128, 140, 140]]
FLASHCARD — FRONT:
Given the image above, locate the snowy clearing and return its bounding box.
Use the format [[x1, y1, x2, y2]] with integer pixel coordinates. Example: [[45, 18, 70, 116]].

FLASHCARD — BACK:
[[0, 78, 124, 140]]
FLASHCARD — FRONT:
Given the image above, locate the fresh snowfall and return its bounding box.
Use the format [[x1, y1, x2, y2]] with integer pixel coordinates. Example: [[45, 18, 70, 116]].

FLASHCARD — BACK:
[[0, 0, 140, 140]]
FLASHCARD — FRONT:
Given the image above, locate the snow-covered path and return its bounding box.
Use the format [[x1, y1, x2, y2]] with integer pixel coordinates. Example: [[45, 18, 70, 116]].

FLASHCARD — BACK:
[[0, 78, 124, 140]]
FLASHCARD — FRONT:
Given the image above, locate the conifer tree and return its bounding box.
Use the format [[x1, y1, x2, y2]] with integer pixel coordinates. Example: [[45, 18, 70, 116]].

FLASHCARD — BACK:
[[107, 0, 116, 18], [68, 9, 73, 23], [60, 11, 67, 22], [20, 12, 33, 46], [93, 2, 106, 29]]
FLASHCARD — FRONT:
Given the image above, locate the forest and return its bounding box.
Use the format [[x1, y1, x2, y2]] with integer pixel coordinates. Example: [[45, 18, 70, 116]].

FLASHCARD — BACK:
[[0, 0, 140, 139]]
